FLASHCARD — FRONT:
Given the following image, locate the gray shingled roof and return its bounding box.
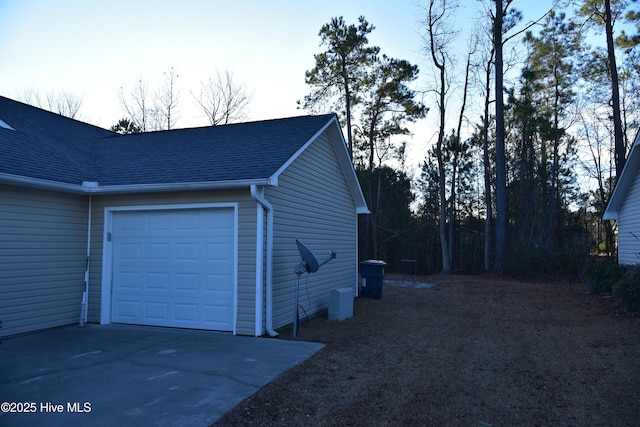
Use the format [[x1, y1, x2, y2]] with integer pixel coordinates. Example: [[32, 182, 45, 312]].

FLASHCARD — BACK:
[[0, 96, 336, 187], [0, 97, 112, 185]]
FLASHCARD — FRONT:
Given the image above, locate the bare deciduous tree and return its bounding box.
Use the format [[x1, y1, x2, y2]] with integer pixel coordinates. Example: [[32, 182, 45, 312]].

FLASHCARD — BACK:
[[421, 0, 458, 274], [120, 67, 181, 132], [119, 79, 156, 132], [19, 88, 83, 119], [156, 67, 180, 130], [193, 70, 251, 126]]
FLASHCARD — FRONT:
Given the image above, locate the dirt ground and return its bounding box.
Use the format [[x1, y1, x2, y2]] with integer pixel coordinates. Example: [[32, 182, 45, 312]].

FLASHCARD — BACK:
[[214, 274, 640, 427]]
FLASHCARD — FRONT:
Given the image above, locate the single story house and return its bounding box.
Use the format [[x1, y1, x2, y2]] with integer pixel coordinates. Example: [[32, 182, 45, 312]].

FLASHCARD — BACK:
[[0, 96, 368, 337], [604, 131, 640, 265]]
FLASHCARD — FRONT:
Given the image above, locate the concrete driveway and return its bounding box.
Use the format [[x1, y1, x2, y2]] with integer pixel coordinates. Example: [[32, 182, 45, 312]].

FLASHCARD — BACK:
[[0, 324, 323, 426]]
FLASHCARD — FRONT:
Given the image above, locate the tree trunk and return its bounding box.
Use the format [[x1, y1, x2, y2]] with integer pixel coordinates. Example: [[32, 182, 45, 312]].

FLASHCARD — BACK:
[[427, 0, 452, 274], [482, 47, 495, 272], [605, 0, 625, 177], [494, 0, 507, 271], [344, 66, 354, 159], [367, 117, 378, 259]]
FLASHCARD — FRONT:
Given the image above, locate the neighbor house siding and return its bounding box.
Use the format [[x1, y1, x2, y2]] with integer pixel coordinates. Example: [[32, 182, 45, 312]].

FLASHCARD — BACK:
[[617, 169, 640, 265], [88, 189, 258, 335], [267, 131, 357, 330], [0, 185, 88, 337]]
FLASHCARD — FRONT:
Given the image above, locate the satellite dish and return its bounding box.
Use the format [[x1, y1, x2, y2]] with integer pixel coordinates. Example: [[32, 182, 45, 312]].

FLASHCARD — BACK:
[[296, 239, 319, 273], [292, 239, 337, 337]]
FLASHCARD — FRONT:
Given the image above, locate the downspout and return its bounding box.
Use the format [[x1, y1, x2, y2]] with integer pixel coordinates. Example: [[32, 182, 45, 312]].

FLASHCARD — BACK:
[[80, 195, 92, 326], [250, 185, 278, 337], [254, 202, 264, 336]]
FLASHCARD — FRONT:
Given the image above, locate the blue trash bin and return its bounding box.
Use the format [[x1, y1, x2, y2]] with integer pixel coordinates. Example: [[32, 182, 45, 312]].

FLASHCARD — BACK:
[[360, 260, 386, 299]]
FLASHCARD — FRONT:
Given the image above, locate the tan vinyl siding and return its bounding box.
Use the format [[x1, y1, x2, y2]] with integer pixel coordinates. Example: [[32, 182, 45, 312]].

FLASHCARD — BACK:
[[88, 190, 257, 335], [0, 185, 88, 337], [267, 132, 358, 330], [618, 169, 640, 265]]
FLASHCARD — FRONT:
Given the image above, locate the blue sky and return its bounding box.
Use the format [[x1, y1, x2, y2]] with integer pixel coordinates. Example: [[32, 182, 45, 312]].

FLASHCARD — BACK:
[[0, 0, 555, 167]]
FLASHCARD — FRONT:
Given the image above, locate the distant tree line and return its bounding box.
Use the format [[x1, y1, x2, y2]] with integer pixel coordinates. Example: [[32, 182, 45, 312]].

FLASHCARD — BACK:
[[301, 0, 640, 275]]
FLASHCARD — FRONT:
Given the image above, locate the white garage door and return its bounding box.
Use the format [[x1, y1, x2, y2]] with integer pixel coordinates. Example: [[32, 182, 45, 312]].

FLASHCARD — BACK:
[[111, 208, 235, 331]]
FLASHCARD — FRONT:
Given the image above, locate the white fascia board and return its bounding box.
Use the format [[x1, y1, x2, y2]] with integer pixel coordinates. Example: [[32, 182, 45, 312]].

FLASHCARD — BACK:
[[604, 131, 640, 220], [82, 178, 275, 194], [269, 118, 333, 180], [268, 115, 370, 214], [0, 172, 275, 195], [0, 173, 85, 194], [326, 117, 370, 214]]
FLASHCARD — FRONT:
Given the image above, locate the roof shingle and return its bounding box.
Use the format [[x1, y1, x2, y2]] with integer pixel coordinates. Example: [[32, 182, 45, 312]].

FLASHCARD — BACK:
[[0, 96, 336, 187]]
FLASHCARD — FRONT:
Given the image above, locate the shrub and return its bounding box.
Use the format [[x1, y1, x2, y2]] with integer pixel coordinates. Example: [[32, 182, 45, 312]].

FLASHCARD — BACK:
[[613, 264, 640, 312], [583, 261, 628, 294]]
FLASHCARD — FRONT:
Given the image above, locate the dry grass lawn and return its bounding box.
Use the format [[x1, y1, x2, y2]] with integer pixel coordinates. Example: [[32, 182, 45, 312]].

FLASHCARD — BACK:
[[214, 274, 640, 427]]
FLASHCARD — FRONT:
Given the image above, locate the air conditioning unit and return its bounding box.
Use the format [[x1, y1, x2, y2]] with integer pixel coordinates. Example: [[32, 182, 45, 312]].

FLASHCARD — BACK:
[[328, 287, 354, 321]]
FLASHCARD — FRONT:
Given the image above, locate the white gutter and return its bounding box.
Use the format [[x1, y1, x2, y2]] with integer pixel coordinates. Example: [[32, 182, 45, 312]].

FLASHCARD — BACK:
[[0, 173, 86, 194], [0, 172, 273, 195], [250, 184, 278, 337]]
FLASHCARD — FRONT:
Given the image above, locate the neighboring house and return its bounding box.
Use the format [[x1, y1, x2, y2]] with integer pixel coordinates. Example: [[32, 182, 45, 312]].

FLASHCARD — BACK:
[[0, 96, 368, 337], [604, 131, 640, 265]]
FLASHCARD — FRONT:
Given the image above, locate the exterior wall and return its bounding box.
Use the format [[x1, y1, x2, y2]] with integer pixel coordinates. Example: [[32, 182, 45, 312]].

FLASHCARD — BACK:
[[266, 131, 358, 330], [0, 185, 89, 337], [618, 169, 640, 265], [89, 189, 258, 335]]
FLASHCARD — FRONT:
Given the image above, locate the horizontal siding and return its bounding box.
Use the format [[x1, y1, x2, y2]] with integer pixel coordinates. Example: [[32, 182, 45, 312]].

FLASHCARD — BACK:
[[267, 131, 358, 330], [618, 169, 640, 265], [89, 190, 257, 335], [0, 185, 88, 337]]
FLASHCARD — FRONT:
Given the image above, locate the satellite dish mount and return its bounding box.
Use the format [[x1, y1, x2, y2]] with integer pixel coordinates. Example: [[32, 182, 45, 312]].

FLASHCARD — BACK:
[[292, 239, 336, 337]]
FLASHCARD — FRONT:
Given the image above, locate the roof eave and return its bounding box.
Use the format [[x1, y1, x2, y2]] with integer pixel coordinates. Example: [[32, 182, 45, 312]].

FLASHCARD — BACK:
[[0, 173, 86, 194], [268, 115, 369, 214], [0, 173, 275, 195], [603, 131, 640, 220], [83, 179, 275, 194]]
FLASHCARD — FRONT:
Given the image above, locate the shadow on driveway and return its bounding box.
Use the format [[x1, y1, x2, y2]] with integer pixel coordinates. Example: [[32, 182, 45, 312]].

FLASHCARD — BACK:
[[0, 324, 323, 426]]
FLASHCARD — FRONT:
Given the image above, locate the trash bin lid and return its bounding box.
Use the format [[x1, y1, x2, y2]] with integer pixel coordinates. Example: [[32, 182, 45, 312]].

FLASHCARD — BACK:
[[360, 259, 387, 266]]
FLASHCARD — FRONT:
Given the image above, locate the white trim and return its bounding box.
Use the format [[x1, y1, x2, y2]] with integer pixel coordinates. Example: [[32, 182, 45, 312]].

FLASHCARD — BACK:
[[268, 116, 368, 214], [84, 179, 275, 194], [250, 185, 277, 337], [254, 201, 264, 336], [81, 195, 92, 325], [604, 131, 640, 219], [269, 117, 334, 180], [0, 172, 274, 195], [100, 202, 239, 334], [0, 117, 15, 130], [354, 213, 360, 297]]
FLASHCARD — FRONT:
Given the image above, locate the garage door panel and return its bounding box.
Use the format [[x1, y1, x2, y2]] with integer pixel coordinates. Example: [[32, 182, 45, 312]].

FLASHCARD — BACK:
[[148, 213, 172, 231], [119, 243, 142, 259], [111, 208, 235, 331], [175, 303, 198, 322], [118, 214, 144, 232], [116, 271, 143, 289], [146, 272, 170, 289], [176, 211, 201, 230], [176, 243, 199, 260], [114, 300, 140, 319], [175, 273, 199, 291], [147, 243, 170, 260], [145, 302, 169, 320]]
